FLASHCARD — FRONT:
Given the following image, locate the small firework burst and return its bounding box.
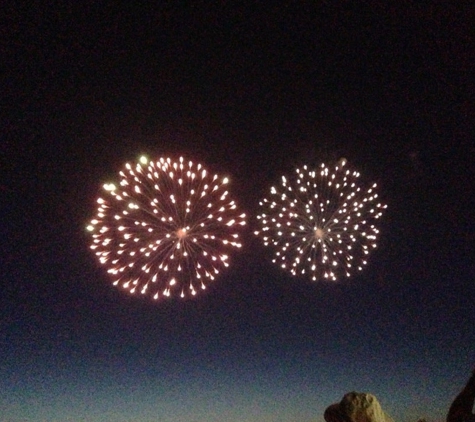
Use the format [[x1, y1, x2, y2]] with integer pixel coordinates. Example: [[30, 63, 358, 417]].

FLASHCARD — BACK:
[[254, 159, 386, 281]]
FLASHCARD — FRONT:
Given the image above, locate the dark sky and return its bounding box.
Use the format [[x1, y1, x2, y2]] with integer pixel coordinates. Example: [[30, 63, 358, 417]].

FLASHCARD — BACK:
[[2, 2, 475, 421]]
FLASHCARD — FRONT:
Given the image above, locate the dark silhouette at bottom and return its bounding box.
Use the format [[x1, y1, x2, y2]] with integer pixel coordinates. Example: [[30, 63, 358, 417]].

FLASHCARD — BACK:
[[324, 391, 394, 422], [324, 368, 475, 422], [447, 369, 475, 422]]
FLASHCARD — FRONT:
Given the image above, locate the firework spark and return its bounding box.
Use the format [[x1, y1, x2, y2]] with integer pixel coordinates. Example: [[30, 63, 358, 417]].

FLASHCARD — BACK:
[[254, 159, 386, 281], [87, 156, 246, 299]]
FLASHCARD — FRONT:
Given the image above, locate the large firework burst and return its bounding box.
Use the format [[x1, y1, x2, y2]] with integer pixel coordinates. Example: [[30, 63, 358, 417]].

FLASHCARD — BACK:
[[254, 159, 386, 281], [87, 156, 246, 299]]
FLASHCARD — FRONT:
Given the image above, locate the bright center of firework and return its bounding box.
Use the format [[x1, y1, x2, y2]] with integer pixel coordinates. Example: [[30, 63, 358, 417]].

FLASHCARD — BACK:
[[314, 227, 326, 240], [176, 228, 187, 239]]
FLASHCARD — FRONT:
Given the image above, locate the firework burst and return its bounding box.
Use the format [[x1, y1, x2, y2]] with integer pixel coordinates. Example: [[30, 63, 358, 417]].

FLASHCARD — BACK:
[[254, 159, 386, 281], [87, 156, 246, 299]]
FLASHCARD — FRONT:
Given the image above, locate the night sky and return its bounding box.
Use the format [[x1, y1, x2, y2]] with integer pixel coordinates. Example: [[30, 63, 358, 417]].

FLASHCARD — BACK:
[[2, 3, 475, 422]]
